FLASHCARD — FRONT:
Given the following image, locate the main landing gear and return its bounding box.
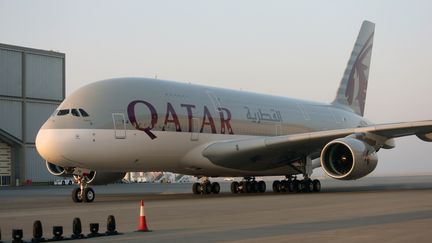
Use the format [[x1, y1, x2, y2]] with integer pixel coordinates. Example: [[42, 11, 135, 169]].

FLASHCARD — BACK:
[[230, 177, 266, 194], [72, 175, 95, 203], [192, 178, 220, 195], [272, 176, 321, 193]]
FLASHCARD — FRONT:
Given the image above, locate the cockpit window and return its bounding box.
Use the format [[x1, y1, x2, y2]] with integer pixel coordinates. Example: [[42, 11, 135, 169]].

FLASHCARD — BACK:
[[79, 108, 89, 117], [56, 108, 89, 117], [57, 109, 70, 116], [71, 109, 80, 117]]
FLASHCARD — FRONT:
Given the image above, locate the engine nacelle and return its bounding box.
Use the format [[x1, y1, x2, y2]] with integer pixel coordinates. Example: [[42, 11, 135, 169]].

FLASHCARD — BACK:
[[46, 161, 125, 185], [79, 171, 126, 185], [46, 161, 66, 176], [320, 137, 378, 180]]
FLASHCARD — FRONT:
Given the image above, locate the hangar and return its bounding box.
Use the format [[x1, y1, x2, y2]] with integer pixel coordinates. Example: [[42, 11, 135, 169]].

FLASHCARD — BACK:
[[0, 43, 65, 186]]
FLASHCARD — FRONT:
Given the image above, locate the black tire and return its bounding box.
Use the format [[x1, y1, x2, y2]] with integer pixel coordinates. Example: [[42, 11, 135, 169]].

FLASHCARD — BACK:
[[211, 182, 220, 194], [278, 180, 287, 192], [204, 182, 212, 194], [303, 179, 313, 192], [83, 187, 95, 203], [285, 180, 293, 192], [231, 181, 239, 193], [192, 182, 200, 194], [245, 181, 252, 193], [307, 180, 314, 192], [313, 179, 321, 192], [68, 180, 73, 185], [292, 180, 300, 192], [238, 181, 245, 193], [272, 180, 280, 193], [62, 180, 65, 186], [72, 188, 83, 203], [251, 181, 258, 193], [299, 180, 305, 192], [258, 181, 266, 193]]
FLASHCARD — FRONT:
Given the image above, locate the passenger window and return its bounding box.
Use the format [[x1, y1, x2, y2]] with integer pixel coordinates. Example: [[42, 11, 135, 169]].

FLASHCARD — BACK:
[[79, 108, 89, 117], [71, 109, 80, 117], [57, 109, 70, 116]]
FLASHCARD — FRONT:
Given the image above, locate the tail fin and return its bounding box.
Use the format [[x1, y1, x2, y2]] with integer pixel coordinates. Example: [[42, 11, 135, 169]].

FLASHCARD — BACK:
[[332, 20, 375, 116]]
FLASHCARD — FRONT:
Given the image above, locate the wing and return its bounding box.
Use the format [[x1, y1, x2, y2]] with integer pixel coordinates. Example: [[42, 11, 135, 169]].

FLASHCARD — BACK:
[[202, 120, 432, 171]]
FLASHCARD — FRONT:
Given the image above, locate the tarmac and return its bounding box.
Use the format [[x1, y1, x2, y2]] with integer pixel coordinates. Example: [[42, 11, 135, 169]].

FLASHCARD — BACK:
[[0, 175, 432, 242]]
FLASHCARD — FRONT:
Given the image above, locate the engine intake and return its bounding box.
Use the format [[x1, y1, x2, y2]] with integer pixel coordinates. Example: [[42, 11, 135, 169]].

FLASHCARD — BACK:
[[46, 161, 66, 176], [320, 136, 378, 180]]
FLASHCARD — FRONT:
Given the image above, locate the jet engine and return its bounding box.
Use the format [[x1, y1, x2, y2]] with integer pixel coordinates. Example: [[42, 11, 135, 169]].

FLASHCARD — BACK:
[[46, 161, 66, 176], [46, 161, 125, 185], [320, 136, 378, 180]]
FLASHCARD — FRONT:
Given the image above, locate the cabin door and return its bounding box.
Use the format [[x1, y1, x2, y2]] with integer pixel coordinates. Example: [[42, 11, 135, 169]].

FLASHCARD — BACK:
[[112, 113, 127, 139]]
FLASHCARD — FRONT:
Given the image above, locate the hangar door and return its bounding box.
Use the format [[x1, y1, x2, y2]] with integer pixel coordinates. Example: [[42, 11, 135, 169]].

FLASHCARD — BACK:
[[0, 141, 11, 186]]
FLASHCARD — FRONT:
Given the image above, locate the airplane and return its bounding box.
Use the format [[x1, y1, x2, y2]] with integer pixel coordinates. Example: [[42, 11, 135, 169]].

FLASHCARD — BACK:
[[35, 20, 432, 203]]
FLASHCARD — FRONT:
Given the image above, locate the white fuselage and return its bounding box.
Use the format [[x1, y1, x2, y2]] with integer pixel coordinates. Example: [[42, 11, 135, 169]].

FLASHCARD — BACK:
[[36, 78, 367, 177]]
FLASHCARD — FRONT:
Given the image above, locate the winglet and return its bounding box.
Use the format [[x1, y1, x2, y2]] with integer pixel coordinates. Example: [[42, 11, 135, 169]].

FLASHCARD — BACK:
[[332, 21, 375, 116]]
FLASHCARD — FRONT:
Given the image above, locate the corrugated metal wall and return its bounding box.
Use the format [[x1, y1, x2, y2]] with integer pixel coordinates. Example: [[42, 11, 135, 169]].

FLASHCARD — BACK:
[[25, 102, 58, 143], [0, 49, 22, 97], [0, 44, 64, 184], [25, 54, 63, 100], [0, 141, 12, 186], [25, 146, 57, 182], [0, 100, 22, 140]]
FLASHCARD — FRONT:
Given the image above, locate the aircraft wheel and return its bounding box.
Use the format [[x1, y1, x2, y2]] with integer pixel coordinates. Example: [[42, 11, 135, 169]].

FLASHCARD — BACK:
[[313, 179, 321, 192], [252, 181, 258, 193], [292, 180, 300, 192], [72, 188, 82, 203], [286, 180, 294, 192], [83, 187, 95, 203], [245, 181, 253, 193], [272, 180, 280, 193], [299, 180, 306, 192], [231, 181, 239, 193], [238, 181, 245, 193], [192, 182, 200, 194], [258, 181, 266, 193], [204, 182, 212, 194], [211, 182, 220, 194], [303, 179, 313, 192], [278, 180, 287, 192]]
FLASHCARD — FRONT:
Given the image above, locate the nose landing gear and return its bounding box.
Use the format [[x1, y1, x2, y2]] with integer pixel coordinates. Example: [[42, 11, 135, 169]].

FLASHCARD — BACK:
[[72, 175, 95, 203]]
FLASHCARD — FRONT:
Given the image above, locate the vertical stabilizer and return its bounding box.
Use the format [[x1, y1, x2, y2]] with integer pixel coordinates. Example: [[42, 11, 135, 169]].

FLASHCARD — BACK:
[[332, 21, 375, 116]]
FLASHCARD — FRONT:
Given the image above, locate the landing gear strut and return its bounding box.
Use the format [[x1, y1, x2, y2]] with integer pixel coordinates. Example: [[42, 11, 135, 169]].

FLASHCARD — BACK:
[[192, 178, 220, 195], [72, 175, 95, 203], [230, 177, 266, 194]]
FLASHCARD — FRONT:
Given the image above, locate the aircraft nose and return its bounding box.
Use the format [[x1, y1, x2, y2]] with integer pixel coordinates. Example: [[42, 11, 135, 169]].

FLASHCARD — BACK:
[[36, 128, 62, 163]]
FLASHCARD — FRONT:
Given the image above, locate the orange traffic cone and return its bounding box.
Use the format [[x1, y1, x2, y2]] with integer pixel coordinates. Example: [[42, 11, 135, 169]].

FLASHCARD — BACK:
[[137, 200, 150, 232]]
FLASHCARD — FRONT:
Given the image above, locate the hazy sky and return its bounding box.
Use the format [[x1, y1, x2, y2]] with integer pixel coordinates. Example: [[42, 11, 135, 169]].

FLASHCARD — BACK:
[[1, 0, 431, 175]]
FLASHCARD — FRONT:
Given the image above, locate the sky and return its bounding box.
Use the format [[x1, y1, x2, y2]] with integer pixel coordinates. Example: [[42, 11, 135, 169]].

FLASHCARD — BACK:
[[1, 0, 431, 175]]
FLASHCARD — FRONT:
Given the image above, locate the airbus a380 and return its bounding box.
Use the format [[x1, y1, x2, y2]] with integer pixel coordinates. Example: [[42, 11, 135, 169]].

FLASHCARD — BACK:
[[36, 21, 432, 203]]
